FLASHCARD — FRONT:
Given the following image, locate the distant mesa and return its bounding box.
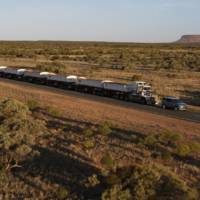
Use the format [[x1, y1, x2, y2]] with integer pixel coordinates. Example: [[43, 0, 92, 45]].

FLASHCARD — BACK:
[[176, 35, 200, 43]]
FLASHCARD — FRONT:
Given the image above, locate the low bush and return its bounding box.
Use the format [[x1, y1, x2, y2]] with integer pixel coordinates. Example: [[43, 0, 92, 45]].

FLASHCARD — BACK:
[[161, 151, 172, 160], [83, 140, 96, 149], [143, 134, 158, 147], [57, 187, 69, 199], [16, 144, 32, 157], [0, 98, 46, 167], [83, 128, 94, 137], [0, 98, 30, 119], [98, 122, 112, 136], [142, 130, 181, 148], [86, 174, 100, 187], [36, 61, 66, 74], [158, 130, 182, 147], [101, 164, 199, 200], [101, 153, 114, 169], [27, 99, 40, 110], [189, 142, 200, 154], [176, 144, 191, 157], [102, 185, 131, 200]]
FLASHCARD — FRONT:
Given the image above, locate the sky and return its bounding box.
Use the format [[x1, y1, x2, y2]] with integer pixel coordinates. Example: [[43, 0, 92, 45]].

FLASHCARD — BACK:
[[0, 0, 199, 42]]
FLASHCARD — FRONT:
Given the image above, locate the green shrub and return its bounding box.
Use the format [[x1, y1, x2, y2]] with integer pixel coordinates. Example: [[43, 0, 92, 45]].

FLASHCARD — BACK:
[[87, 174, 100, 187], [156, 173, 199, 200], [131, 166, 160, 200], [16, 144, 32, 157], [101, 153, 114, 169], [161, 151, 172, 160], [0, 98, 30, 119], [189, 142, 200, 154], [102, 165, 159, 200], [142, 130, 182, 149], [83, 128, 94, 137], [36, 61, 66, 74], [98, 122, 112, 136], [143, 134, 158, 147], [57, 188, 69, 199], [0, 98, 46, 165], [102, 164, 198, 200], [176, 144, 191, 157], [101, 185, 132, 200], [83, 140, 96, 149], [158, 130, 182, 147], [27, 99, 39, 110]]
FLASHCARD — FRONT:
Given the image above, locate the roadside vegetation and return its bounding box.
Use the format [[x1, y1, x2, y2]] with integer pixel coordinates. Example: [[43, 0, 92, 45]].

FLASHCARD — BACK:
[[0, 97, 199, 199]]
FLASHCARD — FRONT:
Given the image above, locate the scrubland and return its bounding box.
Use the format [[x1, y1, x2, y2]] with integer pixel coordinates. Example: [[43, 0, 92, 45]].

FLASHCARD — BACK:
[[0, 80, 200, 199], [0, 41, 200, 199], [0, 41, 199, 105]]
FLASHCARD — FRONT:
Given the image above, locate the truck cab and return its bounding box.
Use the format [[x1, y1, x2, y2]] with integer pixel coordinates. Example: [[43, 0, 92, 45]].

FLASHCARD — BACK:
[[128, 81, 156, 105]]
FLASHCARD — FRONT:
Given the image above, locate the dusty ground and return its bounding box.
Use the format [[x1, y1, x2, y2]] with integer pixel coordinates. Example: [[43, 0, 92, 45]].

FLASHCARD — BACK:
[[0, 80, 199, 137]]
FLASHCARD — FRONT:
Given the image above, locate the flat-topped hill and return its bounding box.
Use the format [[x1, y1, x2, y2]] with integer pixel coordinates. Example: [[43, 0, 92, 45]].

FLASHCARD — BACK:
[[176, 35, 200, 43]]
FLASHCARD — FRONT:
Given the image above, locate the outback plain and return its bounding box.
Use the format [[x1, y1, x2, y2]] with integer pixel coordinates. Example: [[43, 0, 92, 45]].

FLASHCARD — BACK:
[[0, 41, 200, 199]]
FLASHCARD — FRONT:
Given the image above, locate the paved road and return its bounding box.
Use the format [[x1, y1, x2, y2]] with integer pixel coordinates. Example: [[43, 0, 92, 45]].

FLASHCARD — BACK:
[[0, 78, 200, 123]]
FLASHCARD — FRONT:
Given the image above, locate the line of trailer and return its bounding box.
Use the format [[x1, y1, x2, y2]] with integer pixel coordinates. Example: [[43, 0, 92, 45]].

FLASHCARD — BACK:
[[0, 66, 156, 105]]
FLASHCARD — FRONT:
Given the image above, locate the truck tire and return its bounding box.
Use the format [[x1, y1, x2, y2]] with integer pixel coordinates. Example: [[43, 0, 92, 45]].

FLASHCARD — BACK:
[[141, 98, 147, 105]]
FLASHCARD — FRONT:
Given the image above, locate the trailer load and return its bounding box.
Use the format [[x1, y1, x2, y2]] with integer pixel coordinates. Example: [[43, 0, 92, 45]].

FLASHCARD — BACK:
[[47, 74, 78, 89]]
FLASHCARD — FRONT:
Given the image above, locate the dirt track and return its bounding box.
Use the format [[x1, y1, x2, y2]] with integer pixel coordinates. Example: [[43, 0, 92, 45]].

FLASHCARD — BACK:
[[0, 78, 199, 136]]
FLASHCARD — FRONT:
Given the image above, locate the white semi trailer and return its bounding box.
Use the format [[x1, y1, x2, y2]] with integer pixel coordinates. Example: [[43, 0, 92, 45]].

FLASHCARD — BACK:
[[47, 75, 78, 89], [0, 68, 28, 79], [77, 79, 104, 94], [0, 66, 156, 105]]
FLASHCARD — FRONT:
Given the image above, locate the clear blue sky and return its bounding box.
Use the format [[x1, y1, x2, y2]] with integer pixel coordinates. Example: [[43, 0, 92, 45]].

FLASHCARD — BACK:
[[0, 0, 199, 42]]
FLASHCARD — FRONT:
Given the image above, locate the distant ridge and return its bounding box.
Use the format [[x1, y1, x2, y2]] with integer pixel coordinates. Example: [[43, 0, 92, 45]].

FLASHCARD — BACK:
[[176, 35, 200, 43]]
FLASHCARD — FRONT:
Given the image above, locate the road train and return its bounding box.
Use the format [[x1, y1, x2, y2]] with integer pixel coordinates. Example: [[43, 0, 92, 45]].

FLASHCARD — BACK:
[[0, 66, 156, 105]]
